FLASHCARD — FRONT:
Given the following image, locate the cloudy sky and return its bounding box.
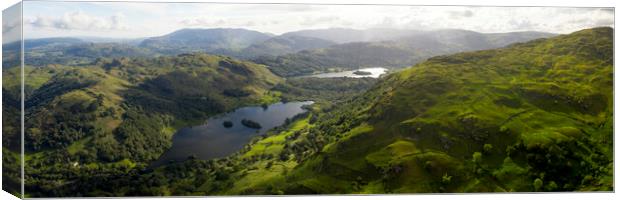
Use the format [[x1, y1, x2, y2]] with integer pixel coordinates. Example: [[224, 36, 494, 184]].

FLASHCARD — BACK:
[[3, 1, 614, 42]]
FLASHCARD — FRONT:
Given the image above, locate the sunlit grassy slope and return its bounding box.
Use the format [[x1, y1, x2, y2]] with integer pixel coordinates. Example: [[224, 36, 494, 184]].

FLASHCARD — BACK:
[[225, 27, 613, 193], [291, 27, 613, 193]]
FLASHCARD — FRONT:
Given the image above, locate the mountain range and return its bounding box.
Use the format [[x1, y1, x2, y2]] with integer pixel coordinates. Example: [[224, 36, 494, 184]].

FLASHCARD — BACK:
[[4, 28, 555, 75], [138, 28, 274, 54], [253, 29, 556, 76]]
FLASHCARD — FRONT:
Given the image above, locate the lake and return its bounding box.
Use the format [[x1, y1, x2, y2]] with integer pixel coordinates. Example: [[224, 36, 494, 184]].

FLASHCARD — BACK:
[[151, 101, 314, 167], [307, 67, 388, 78]]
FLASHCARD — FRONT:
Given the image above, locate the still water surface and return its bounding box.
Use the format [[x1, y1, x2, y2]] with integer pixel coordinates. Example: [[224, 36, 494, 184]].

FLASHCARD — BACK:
[[151, 101, 313, 167], [307, 67, 387, 78]]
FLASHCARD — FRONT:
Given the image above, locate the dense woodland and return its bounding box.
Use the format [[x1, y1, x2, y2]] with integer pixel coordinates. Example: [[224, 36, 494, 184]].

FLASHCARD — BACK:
[[1, 27, 614, 197]]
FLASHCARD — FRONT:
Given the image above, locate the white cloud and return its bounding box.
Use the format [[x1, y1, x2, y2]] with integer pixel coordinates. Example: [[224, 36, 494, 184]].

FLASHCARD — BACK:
[[300, 16, 341, 26], [20, 2, 615, 39], [371, 7, 614, 33], [27, 11, 129, 31], [180, 17, 227, 27], [239, 4, 327, 13], [179, 16, 270, 30], [448, 10, 474, 19]]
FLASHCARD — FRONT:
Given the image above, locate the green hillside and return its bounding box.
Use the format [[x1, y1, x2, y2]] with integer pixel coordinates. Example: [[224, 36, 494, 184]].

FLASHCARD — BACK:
[[2, 53, 283, 197], [135, 27, 612, 195], [275, 27, 613, 193]]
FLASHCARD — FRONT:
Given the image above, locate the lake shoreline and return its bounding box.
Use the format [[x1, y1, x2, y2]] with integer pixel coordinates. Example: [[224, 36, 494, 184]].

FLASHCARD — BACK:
[[297, 67, 389, 79], [150, 101, 314, 167]]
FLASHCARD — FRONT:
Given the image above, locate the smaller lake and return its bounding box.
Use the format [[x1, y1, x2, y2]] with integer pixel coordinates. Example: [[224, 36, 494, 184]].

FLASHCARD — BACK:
[[308, 67, 388, 78], [151, 101, 314, 167]]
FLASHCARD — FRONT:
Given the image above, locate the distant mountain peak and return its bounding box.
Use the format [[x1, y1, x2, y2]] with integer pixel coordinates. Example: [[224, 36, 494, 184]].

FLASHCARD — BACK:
[[139, 27, 273, 53]]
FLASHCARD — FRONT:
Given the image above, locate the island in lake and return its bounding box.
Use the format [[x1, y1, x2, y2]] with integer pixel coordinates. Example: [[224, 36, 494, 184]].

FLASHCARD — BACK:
[[353, 70, 373, 75], [241, 119, 262, 129], [222, 121, 233, 128]]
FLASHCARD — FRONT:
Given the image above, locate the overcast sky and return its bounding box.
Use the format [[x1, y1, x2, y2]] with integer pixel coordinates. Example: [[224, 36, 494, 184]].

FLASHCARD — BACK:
[[3, 1, 614, 43]]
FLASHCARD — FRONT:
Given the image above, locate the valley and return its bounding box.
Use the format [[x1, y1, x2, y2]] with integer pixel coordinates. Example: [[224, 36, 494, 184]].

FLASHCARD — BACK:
[[1, 26, 614, 197]]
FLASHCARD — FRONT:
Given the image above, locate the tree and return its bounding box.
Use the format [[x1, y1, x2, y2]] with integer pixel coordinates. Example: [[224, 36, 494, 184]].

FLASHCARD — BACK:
[[546, 181, 558, 191], [483, 144, 493, 153], [472, 152, 482, 164], [442, 173, 452, 184], [533, 178, 543, 191], [506, 146, 516, 156]]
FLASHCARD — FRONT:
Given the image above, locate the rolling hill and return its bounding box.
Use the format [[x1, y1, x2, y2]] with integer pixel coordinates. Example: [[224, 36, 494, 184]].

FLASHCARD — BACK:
[[2, 37, 85, 50], [139, 28, 273, 54], [2, 53, 284, 197], [235, 35, 336, 58], [8, 28, 554, 72], [281, 28, 421, 44], [254, 29, 556, 76], [129, 27, 613, 195], [2, 38, 158, 67], [271, 27, 613, 193]]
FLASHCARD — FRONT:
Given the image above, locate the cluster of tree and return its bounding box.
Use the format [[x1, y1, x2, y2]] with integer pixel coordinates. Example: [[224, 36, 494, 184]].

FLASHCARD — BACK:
[[2, 149, 21, 196], [111, 107, 174, 162], [2, 88, 21, 149], [124, 72, 258, 121], [273, 77, 377, 103]]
